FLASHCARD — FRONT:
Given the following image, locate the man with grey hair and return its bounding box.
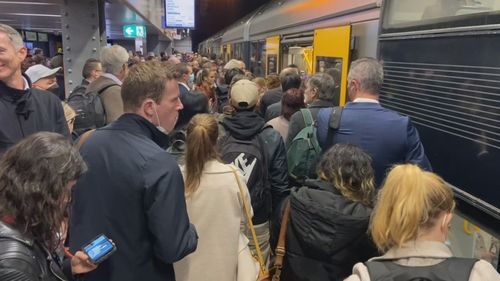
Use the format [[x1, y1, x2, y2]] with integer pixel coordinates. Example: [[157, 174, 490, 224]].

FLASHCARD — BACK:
[[0, 24, 69, 155], [286, 72, 336, 145], [317, 57, 431, 186], [86, 44, 129, 124]]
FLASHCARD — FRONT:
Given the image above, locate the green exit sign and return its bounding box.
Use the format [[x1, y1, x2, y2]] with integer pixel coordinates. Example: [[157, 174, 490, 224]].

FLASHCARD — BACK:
[[123, 25, 147, 38]]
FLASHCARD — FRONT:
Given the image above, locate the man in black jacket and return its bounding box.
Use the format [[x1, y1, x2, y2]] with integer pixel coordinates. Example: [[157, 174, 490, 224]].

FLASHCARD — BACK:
[[218, 79, 289, 262], [69, 61, 198, 281], [0, 24, 69, 155]]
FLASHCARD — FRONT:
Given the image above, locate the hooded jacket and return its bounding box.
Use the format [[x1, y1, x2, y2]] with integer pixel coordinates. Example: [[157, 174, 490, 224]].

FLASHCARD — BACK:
[[274, 180, 378, 281], [0, 76, 69, 155], [219, 110, 289, 223]]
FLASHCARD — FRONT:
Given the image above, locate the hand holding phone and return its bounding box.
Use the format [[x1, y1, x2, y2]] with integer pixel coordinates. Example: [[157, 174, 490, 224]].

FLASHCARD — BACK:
[[82, 234, 116, 264]]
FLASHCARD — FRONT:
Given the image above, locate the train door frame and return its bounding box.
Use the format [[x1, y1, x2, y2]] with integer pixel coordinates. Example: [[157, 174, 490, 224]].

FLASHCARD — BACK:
[[313, 25, 352, 106], [265, 35, 280, 75]]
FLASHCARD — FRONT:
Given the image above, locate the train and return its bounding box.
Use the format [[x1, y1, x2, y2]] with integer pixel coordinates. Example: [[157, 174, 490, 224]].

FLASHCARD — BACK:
[[199, 0, 500, 270]]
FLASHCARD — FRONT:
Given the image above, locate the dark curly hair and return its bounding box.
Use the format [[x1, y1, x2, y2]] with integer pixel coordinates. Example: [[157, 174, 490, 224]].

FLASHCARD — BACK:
[[317, 144, 375, 207], [0, 132, 87, 250]]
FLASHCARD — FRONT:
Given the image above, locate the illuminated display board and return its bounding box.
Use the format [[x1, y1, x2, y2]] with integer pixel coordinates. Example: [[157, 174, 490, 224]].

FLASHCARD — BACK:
[[164, 0, 195, 29]]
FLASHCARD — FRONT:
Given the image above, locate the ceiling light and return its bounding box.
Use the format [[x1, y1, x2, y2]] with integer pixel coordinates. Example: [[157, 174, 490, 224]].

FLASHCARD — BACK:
[[0, 1, 57, 5], [4, 13, 61, 17]]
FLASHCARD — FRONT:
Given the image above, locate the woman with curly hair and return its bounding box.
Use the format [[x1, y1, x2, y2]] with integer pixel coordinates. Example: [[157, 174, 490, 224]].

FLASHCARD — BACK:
[[0, 132, 96, 280], [272, 143, 378, 281]]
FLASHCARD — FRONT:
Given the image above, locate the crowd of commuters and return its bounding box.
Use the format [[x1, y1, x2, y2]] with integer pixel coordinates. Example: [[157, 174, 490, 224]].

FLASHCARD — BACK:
[[0, 22, 499, 281]]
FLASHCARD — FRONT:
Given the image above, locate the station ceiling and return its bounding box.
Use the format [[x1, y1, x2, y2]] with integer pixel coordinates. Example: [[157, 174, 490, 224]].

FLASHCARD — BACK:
[[0, 0, 163, 40]]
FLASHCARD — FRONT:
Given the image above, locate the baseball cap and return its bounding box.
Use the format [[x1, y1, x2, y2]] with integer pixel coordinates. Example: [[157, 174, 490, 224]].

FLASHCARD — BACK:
[[26, 64, 61, 83], [230, 79, 259, 110]]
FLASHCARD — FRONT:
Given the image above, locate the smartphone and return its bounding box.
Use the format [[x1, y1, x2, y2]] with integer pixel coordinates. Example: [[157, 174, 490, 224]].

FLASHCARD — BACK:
[[82, 234, 116, 264]]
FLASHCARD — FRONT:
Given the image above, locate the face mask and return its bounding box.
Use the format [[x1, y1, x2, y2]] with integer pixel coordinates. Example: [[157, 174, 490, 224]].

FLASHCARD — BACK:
[[188, 73, 195, 84], [153, 104, 168, 135]]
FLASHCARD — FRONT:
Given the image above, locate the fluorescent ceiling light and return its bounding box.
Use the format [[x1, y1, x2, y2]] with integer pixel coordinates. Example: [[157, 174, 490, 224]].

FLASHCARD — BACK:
[[4, 13, 61, 17], [0, 1, 57, 5]]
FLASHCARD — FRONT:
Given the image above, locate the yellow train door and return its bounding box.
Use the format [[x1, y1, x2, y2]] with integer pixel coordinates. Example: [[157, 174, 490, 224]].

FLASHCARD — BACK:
[[266, 36, 280, 75], [313, 25, 351, 106]]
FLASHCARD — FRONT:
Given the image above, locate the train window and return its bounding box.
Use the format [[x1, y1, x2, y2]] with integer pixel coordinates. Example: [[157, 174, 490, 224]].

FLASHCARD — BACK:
[[281, 45, 312, 75], [250, 41, 265, 77], [383, 0, 500, 30], [316, 56, 342, 74]]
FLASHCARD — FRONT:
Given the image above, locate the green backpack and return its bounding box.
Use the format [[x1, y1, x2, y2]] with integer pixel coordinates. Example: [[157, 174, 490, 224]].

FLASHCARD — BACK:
[[287, 109, 322, 182]]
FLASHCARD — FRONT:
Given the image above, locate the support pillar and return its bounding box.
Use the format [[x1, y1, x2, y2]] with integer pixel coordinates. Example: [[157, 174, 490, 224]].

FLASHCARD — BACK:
[[61, 0, 106, 96]]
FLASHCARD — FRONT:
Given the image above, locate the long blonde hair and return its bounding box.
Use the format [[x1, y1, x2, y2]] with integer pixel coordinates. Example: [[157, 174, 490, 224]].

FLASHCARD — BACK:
[[370, 164, 455, 252], [184, 114, 219, 196]]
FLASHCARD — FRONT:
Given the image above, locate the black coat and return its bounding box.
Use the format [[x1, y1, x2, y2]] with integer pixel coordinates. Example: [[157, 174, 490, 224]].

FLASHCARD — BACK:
[[260, 87, 282, 116], [0, 77, 69, 155], [219, 111, 289, 223], [272, 181, 378, 281], [0, 221, 72, 281], [176, 83, 209, 130], [69, 113, 198, 281]]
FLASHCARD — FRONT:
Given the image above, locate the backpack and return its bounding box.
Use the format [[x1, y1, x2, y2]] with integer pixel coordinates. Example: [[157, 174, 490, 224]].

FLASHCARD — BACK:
[[67, 84, 114, 133], [365, 257, 478, 281], [220, 125, 272, 223], [287, 109, 322, 182], [316, 106, 343, 151], [166, 130, 187, 164]]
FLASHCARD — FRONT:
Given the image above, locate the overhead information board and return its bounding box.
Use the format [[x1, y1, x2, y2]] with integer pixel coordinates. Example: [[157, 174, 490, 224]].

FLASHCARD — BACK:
[[164, 0, 195, 29]]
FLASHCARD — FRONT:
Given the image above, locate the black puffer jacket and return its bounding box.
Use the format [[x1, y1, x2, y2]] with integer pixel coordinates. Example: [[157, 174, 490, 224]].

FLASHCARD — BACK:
[[0, 221, 72, 281], [273, 180, 378, 281], [219, 110, 289, 223]]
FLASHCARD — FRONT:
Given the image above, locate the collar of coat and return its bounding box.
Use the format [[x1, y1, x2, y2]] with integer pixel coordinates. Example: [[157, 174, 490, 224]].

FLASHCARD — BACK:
[[109, 113, 170, 149]]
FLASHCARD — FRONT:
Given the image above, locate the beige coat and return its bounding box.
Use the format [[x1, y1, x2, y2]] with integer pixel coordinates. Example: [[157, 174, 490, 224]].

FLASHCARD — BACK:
[[344, 240, 500, 281], [174, 160, 252, 281], [86, 75, 123, 124]]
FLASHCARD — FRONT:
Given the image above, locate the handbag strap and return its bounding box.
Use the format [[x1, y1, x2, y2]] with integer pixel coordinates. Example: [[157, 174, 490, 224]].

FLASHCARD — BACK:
[[75, 129, 96, 150], [272, 200, 291, 280], [230, 166, 269, 276]]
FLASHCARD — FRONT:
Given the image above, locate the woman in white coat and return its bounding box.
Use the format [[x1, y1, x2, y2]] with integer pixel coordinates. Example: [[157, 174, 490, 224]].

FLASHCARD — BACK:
[[174, 114, 254, 281]]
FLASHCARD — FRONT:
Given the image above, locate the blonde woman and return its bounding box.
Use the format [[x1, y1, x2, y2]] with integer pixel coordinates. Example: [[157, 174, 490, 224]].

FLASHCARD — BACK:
[[345, 164, 500, 281], [174, 114, 253, 281], [62, 101, 76, 134], [273, 144, 377, 281]]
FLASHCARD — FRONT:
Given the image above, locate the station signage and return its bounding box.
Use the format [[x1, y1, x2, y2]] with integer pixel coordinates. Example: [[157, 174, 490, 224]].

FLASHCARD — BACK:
[[164, 0, 195, 29], [123, 25, 147, 38]]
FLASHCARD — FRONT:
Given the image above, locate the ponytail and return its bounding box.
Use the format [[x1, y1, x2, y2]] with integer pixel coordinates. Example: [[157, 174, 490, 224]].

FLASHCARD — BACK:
[[184, 114, 219, 196]]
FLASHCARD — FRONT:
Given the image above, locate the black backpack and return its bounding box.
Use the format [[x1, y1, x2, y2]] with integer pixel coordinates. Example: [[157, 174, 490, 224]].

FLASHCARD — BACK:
[[67, 84, 113, 133], [166, 130, 187, 164], [220, 125, 272, 224], [365, 257, 478, 281]]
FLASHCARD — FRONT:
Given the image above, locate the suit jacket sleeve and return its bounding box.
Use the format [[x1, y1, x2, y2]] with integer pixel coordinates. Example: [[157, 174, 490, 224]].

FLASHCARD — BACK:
[[143, 155, 198, 264], [405, 119, 432, 171]]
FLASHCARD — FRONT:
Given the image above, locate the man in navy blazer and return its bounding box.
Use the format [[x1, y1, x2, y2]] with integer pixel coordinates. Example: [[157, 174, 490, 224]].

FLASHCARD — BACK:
[[321, 58, 431, 187], [173, 63, 208, 130]]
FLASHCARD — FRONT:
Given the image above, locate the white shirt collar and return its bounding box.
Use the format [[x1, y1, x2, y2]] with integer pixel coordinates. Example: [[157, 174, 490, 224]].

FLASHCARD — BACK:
[[101, 73, 122, 86], [22, 76, 30, 90], [179, 82, 190, 91], [353, 97, 379, 104]]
